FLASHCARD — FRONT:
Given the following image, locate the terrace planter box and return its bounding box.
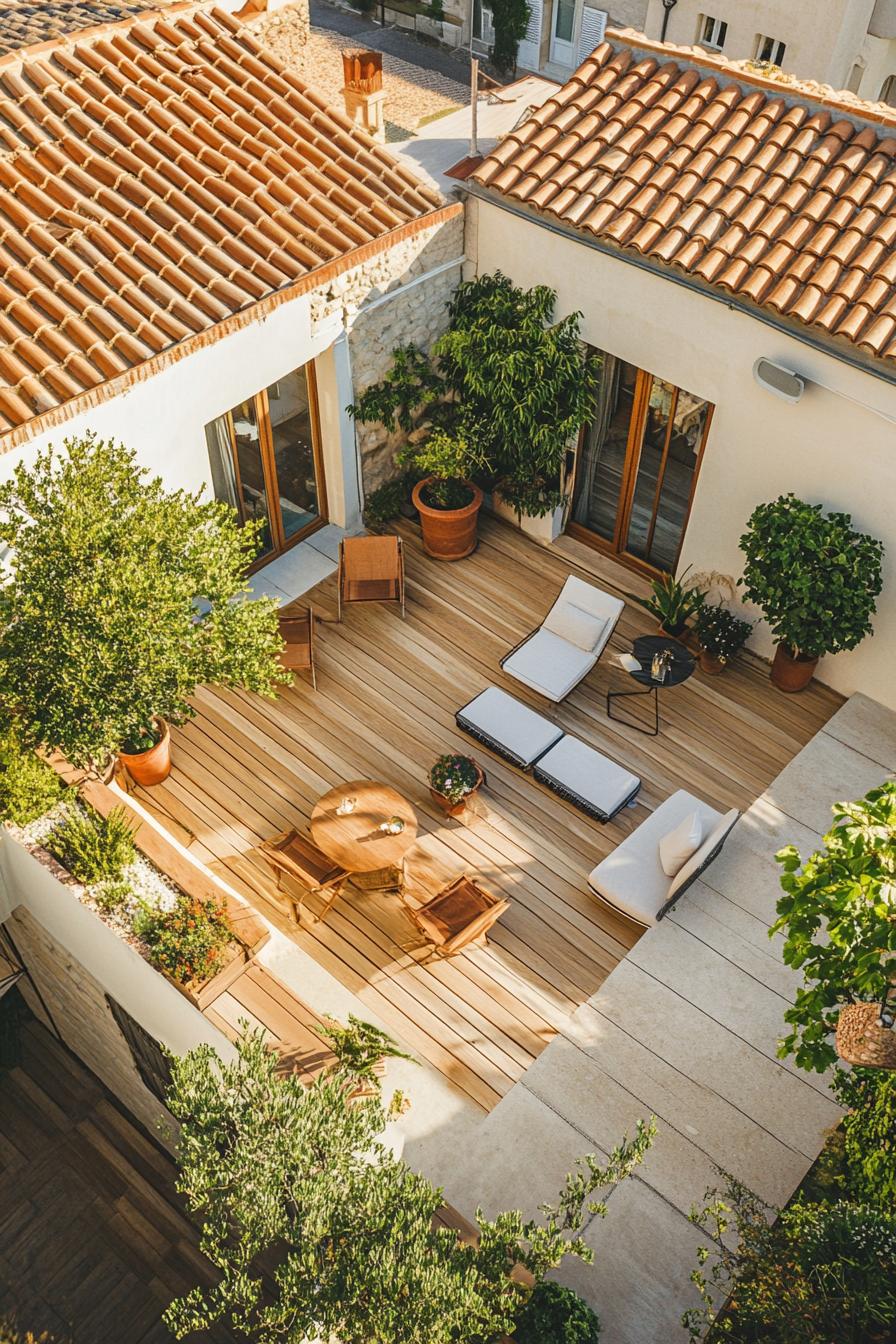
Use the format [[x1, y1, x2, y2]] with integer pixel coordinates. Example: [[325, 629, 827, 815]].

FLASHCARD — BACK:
[[490, 491, 566, 545], [159, 940, 250, 1011]]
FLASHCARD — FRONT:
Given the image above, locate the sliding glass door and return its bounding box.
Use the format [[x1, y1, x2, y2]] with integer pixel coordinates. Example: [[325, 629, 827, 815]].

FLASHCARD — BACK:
[[205, 364, 326, 564], [570, 351, 712, 574]]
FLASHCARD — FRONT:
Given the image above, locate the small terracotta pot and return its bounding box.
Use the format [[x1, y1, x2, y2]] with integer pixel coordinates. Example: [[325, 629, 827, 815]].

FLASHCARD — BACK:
[[412, 477, 483, 561], [699, 649, 725, 675], [770, 644, 818, 693], [119, 716, 171, 786], [429, 762, 484, 818]]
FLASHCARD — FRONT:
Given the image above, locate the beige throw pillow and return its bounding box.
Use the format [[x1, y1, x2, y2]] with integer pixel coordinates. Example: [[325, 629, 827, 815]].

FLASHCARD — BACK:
[[659, 810, 704, 878]]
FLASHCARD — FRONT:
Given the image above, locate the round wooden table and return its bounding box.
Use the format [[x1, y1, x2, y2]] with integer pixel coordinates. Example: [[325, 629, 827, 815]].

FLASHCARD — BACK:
[[310, 779, 418, 874]]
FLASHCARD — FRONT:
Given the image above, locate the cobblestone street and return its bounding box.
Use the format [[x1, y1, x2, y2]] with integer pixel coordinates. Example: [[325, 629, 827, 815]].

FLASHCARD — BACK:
[[252, 0, 473, 139]]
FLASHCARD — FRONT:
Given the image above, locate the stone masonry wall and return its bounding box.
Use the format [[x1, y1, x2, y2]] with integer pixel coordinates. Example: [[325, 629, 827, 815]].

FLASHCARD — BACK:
[[310, 212, 465, 494], [9, 905, 176, 1148], [606, 0, 650, 31]]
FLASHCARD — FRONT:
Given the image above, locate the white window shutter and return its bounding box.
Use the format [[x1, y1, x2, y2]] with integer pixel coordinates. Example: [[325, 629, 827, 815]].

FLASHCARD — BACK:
[[517, 0, 543, 70], [577, 7, 607, 63]]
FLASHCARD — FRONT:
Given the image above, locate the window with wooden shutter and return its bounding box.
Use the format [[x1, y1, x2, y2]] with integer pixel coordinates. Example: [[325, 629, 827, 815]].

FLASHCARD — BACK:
[[107, 995, 173, 1105]]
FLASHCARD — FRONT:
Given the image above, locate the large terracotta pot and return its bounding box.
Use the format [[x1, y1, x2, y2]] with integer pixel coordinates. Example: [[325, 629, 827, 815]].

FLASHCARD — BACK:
[[412, 477, 482, 560], [699, 649, 725, 675], [770, 644, 818, 693], [118, 716, 171, 786]]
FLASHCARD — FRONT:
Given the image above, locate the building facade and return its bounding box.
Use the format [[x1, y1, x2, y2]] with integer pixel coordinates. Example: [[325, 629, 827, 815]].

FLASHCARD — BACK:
[[465, 33, 896, 710], [643, 0, 896, 103]]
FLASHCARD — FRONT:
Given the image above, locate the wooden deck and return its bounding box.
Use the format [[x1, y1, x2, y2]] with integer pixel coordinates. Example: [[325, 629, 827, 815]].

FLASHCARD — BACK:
[[131, 517, 842, 1114], [0, 1008, 237, 1344]]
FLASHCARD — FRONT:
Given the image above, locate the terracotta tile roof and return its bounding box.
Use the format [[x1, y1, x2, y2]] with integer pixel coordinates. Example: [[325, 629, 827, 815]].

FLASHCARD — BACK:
[[0, 0, 169, 56], [0, 3, 447, 440], [471, 33, 896, 367]]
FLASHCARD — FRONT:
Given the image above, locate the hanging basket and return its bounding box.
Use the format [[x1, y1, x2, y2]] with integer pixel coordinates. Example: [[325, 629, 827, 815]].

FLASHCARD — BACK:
[[835, 1002, 896, 1070]]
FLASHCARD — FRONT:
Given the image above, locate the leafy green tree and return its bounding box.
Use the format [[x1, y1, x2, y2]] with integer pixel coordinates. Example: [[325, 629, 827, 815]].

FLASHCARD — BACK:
[[831, 1069, 896, 1206], [739, 494, 884, 660], [684, 1176, 896, 1343], [0, 434, 288, 770], [164, 1028, 654, 1344], [772, 782, 896, 1073], [491, 0, 531, 74], [514, 1280, 601, 1343]]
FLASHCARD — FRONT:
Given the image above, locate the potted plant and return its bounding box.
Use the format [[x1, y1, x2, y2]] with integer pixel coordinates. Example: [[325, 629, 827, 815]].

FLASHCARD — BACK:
[[134, 891, 241, 1009], [402, 430, 486, 560], [694, 604, 753, 674], [739, 494, 885, 693], [429, 752, 484, 817], [630, 567, 707, 639], [0, 434, 290, 782]]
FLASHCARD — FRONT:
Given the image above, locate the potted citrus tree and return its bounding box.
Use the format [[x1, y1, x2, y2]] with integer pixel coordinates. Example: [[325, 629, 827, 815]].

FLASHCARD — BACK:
[[0, 434, 290, 783], [401, 430, 486, 560], [739, 494, 884, 692]]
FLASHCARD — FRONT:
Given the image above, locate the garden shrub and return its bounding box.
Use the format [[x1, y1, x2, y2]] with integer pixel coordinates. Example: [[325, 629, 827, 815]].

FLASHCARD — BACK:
[[134, 894, 233, 986], [832, 1069, 896, 1207], [47, 804, 136, 884], [0, 731, 66, 826], [363, 476, 410, 532], [514, 1280, 601, 1344]]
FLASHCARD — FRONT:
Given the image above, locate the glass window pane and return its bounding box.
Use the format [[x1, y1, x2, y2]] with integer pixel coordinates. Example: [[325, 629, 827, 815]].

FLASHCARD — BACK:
[[572, 355, 638, 542], [625, 377, 674, 563], [266, 369, 321, 542], [205, 415, 239, 513], [555, 0, 575, 41], [648, 390, 709, 571], [231, 398, 273, 556]]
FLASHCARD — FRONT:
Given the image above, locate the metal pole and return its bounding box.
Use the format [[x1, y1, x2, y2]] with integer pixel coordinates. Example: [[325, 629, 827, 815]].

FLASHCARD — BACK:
[[660, 0, 678, 42], [470, 55, 479, 157]]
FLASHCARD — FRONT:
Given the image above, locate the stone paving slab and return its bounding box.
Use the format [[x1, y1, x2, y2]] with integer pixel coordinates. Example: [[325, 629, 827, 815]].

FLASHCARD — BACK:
[[819, 689, 896, 770], [763, 728, 890, 835]]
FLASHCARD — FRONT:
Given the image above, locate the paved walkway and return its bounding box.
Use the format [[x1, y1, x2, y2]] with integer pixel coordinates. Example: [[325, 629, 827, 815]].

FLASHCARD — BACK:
[[444, 692, 896, 1343]]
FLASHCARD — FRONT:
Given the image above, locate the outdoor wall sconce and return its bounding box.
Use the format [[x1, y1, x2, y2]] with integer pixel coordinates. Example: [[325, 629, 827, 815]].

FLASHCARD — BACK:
[[753, 357, 806, 404]]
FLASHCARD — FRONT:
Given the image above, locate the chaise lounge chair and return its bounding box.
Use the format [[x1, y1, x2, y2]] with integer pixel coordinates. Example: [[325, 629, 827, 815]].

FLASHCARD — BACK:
[[500, 575, 624, 702]]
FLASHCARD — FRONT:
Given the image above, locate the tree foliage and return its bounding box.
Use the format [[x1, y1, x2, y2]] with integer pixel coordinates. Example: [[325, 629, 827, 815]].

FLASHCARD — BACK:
[[490, 0, 530, 75], [738, 494, 884, 659], [684, 1175, 896, 1343], [0, 434, 288, 769], [831, 1069, 896, 1206], [772, 782, 896, 1073], [351, 273, 595, 518], [164, 1028, 654, 1344]]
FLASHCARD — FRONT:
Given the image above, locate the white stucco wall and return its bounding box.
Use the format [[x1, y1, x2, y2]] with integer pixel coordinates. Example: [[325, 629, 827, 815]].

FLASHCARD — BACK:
[[642, 0, 884, 88], [469, 195, 896, 708]]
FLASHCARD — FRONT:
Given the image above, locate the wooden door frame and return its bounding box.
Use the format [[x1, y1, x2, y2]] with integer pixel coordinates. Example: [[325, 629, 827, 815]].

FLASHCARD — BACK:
[[567, 361, 713, 578]]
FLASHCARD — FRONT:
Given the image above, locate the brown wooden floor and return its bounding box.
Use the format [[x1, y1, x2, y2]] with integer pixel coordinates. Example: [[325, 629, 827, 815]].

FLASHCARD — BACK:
[[0, 1007, 237, 1344], [132, 517, 842, 1114]]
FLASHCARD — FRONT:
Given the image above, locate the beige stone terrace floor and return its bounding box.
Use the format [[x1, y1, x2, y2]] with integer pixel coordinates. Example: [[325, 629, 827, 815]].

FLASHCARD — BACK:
[[129, 517, 842, 1114]]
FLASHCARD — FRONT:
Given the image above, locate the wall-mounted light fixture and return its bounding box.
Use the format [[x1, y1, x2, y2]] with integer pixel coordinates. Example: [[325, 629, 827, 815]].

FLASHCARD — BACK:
[[753, 357, 806, 404]]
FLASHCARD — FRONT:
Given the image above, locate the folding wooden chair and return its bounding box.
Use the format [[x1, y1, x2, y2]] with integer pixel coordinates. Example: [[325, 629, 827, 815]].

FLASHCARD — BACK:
[[259, 828, 348, 924], [277, 606, 317, 690], [401, 874, 509, 961], [337, 535, 405, 621]]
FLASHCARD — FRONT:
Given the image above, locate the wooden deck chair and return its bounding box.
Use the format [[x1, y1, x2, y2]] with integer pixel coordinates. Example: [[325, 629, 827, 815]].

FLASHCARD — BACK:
[[277, 606, 317, 690], [337, 535, 405, 621], [401, 874, 509, 961], [259, 828, 348, 924]]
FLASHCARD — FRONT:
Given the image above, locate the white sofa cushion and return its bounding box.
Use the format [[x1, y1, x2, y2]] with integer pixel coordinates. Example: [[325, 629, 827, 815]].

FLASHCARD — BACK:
[[587, 789, 722, 926], [543, 603, 608, 653], [456, 686, 563, 767], [534, 736, 640, 821], [668, 809, 740, 899], [502, 628, 597, 703], [658, 809, 704, 877]]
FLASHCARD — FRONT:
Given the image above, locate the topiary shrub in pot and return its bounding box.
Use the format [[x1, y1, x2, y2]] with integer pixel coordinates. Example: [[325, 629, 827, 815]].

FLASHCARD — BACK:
[[739, 494, 884, 693], [0, 433, 290, 782]]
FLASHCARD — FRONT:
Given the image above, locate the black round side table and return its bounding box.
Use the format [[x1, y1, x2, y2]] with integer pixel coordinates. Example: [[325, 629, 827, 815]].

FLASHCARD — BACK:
[[606, 635, 696, 737]]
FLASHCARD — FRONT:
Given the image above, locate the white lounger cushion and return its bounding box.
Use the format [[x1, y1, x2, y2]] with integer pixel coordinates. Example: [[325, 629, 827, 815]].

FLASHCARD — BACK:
[[503, 629, 597, 702], [503, 575, 624, 702], [588, 789, 722, 927], [457, 686, 563, 767], [534, 736, 640, 821]]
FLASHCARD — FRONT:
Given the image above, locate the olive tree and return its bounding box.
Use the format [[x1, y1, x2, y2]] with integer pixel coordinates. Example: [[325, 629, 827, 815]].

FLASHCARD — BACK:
[[164, 1028, 654, 1344], [773, 782, 896, 1073], [0, 433, 288, 770]]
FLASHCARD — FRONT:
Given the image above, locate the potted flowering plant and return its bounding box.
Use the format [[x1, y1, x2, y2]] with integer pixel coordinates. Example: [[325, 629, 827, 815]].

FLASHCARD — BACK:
[[429, 753, 484, 817], [694, 604, 753, 674], [134, 892, 242, 1009]]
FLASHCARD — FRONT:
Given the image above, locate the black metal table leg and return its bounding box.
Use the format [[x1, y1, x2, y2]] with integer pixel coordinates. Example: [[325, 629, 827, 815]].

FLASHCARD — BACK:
[[606, 683, 660, 736]]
